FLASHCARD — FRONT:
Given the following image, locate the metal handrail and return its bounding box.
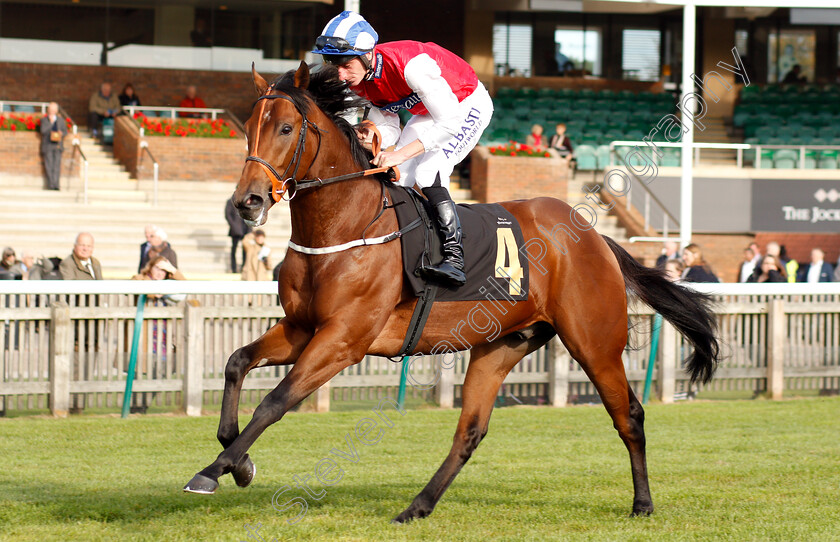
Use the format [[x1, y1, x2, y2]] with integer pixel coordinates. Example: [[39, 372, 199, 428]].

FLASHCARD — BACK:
[[72, 137, 89, 205], [139, 141, 160, 206], [125, 105, 227, 120], [608, 140, 752, 169]]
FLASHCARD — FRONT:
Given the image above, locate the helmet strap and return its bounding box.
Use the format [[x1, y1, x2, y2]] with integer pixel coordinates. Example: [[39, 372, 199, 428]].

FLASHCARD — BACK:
[[362, 52, 375, 80]]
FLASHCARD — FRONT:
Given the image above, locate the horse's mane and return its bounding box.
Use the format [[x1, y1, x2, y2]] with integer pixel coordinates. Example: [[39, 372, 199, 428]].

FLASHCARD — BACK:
[[268, 65, 373, 171]]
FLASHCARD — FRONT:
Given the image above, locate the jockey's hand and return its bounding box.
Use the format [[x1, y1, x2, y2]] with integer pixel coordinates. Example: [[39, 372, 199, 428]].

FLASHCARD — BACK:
[[355, 126, 374, 152], [372, 149, 407, 168]]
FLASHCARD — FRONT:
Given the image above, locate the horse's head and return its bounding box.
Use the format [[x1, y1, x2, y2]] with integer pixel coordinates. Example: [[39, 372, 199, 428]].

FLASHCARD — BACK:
[[233, 61, 313, 227]]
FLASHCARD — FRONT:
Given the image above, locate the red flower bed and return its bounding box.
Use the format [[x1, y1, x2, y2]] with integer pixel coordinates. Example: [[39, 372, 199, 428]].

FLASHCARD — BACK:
[[488, 141, 551, 158], [0, 114, 73, 132], [133, 112, 238, 138]]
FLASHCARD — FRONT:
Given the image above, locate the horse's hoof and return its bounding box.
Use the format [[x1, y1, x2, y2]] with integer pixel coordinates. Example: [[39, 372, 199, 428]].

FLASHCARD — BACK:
[[391, 505, 429, 524], [183, 473, 219, 495], [232, 454, 256, 488], [630, 504, 654, 517]]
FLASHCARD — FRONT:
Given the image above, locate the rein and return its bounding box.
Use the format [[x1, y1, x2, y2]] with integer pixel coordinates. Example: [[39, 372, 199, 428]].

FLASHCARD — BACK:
[[245, 88, 395, 203]]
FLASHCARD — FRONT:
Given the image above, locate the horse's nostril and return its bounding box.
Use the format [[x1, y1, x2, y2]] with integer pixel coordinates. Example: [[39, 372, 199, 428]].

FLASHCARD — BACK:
[[245, 194, 264, 209]]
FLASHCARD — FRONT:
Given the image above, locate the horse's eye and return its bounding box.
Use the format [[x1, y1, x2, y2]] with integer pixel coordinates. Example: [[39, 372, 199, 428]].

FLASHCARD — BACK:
[[280, 124, 293, 135]]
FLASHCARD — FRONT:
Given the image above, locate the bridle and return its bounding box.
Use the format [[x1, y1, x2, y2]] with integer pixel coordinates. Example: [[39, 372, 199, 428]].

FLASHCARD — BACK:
[[245, 85, 396, 203]]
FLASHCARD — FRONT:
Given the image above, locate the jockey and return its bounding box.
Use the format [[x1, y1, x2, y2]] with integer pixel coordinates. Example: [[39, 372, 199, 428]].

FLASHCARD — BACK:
[[312, 11, 493, 288]]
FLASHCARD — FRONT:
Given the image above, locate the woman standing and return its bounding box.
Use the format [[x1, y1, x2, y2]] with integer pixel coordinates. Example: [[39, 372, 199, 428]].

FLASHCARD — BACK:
[[681, 243, 719, 283]]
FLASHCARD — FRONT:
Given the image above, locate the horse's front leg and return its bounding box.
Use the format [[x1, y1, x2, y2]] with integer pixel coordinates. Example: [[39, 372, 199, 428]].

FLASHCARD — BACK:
[[183, 321, 369, 494], [215, 319, 312, 488]]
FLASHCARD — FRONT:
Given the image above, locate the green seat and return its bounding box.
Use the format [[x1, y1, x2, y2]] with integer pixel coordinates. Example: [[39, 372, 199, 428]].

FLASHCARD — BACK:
[[798, 126, 816, 139], [533, 97, 554, 109], [596, 145, 612, 169], [817, 127, 836, 140], [625, 129, 645, 141], [537, 88, 555, 98], [818, 157, 838, 169], [773, 149, 799, 169], [575, 144, 598, 170], [515, 87, 536, 98], [661, 147, 681, 167], [496, 87, 515, 97], [755, 126, 774, 141]]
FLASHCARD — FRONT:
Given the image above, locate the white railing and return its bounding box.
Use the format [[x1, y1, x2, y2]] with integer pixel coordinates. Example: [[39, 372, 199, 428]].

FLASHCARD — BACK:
[[0, 100, 78, 131], [138, 141, 160, 206], [609, 140, 752, 168], [71, 138, 89, 204], [1, 281, 839, 416], [126, 106, 226, 121]]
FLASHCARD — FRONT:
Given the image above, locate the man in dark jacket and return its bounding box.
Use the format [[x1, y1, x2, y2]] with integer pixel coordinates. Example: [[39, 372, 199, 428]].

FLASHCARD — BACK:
[[226, 198, 251, 273], [797, 248, 834, 283]]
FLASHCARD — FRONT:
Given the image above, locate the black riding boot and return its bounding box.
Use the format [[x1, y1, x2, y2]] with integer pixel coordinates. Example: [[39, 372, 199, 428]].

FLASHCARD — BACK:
[[418, 199, 466, 287]]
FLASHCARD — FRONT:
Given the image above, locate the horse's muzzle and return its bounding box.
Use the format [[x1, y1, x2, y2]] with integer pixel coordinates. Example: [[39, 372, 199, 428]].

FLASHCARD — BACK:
[[237, 193, 270, 227]]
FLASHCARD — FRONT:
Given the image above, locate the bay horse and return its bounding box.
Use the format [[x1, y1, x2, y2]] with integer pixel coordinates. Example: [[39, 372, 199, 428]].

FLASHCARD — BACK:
[[184, 62, 720, 522]]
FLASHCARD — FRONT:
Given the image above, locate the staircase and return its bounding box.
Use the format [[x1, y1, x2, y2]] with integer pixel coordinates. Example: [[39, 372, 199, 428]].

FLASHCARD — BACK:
[[694, 115, 740, 166], [564, 173, 629, 242]]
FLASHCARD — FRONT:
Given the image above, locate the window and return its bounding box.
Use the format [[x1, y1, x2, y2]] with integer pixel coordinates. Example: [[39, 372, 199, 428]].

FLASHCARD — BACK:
[[768, 29, 815, 83], [554, 27, 601, 76], [493, 22, 532, 77], [735, 29, 748, 58], [621, 29, 661, 82]]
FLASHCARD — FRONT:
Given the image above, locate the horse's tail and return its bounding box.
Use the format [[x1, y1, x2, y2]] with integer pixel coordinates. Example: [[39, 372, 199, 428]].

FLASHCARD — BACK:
[[602, 236, 720, 385]]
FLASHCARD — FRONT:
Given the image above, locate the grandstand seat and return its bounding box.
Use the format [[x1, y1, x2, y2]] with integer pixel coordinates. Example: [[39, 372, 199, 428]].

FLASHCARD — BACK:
[[660, 147, 680, 167], [755, 126, 775, 141], [773, 149, 799, 169], [624, 129, 645, 141], [579, 89, 595, 98], [575, 145, 598, 170], [817, 126, 836, 140], [818, 157, 838, 169], [798, 126, 817, 140], [557, 88, 576, 98], [533, 97, 554, 109], [537, 88, 555, 98], [580, 132, 602, 146], [497, 87, 515, 97], [516, 87, 536, 97], [596, 145, 612, 169]]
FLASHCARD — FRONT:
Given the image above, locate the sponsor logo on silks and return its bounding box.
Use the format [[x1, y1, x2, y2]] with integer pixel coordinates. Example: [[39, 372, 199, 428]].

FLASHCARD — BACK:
[[380, 93, 423, 114], [373, 53, 384, 79], [497, 217, 512, 225], [442, 107, 482, 159]]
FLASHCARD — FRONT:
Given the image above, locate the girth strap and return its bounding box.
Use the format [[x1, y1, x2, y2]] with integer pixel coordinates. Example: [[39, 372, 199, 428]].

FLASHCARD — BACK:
[[390, 283, 438, 361]]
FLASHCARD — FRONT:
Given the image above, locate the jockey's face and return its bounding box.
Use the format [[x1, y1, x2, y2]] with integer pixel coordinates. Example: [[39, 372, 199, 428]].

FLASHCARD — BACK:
[[335, 55, 369, 87]]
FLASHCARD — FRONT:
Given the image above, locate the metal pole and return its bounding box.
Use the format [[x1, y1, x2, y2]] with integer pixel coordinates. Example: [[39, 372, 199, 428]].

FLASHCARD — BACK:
[[153, 162, 159, 206], [679, 2, 696, 249], [122, 294, 147, 418], [397, 355, 409, 410], [642, 313, 663, 404]]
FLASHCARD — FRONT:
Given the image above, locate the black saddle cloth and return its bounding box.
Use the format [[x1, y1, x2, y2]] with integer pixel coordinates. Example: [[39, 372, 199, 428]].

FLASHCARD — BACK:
[[384, 183, 529, 302]]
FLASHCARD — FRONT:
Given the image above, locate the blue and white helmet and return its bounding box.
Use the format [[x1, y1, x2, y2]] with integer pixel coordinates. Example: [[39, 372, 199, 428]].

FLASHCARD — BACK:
[[312, 11, 378, 58]]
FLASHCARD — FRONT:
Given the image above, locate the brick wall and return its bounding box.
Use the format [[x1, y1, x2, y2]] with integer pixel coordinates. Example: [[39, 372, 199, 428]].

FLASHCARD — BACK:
[[0, 61, 259, 127], [470, 146, 567, 203], [0, 130, 79, 181], [112, 115, 245, 182]]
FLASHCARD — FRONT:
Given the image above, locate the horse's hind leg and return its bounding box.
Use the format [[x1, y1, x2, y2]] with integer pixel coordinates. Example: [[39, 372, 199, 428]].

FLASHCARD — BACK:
[[393, 322, 555, 523], [216, 319, 311, 486], [555, 308, 653, 516]]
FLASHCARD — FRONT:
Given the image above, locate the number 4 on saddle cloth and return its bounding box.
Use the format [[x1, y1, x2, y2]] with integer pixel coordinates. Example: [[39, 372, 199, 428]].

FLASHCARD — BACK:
[[384, 183, 530, 359], [385, 184, 530, 302]]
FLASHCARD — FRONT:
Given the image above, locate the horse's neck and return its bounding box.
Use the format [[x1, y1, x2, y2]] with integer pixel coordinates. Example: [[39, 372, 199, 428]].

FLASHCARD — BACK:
[[288, 144, 383, 248]]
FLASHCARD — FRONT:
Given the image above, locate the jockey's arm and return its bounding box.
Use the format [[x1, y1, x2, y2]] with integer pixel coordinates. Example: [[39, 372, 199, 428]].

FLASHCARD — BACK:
[[372, 53, 462, 168], [365, 107, 401, 148]]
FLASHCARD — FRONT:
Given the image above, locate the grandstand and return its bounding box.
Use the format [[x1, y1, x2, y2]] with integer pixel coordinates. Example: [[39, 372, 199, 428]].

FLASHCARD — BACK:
[[1, 1, 839, 282]]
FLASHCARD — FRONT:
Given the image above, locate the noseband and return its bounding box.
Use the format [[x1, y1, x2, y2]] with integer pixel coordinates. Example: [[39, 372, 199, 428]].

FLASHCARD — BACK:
[[245, 87, 322, 202]]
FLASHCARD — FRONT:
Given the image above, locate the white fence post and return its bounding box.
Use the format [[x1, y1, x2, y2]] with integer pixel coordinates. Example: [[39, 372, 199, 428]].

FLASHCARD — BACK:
[[312, 383, 331, 413], [183, 302, 204, 416], [49, 301, 71, 417], [435, 355, 455, 408], [547, 337, 569, 407], [659, 320, 676, 403], [767, 298, 785, 400]]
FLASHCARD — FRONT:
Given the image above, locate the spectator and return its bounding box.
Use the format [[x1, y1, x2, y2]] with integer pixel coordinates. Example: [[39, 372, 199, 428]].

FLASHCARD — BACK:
[[797, 248, 834, 283], [179, 85, 207, 118], [132, 256, 186, 305], [118, 83, 141, 109], [781, 64, 806, 85], [88, 82, 122, 138], [18, 252, 35, 280], [549, 123, 575, 168], [748, 241, 761, 267], [141, 226, 178, 272], [59, 232, 102, 280], [779, 245, 798, 284], [138, 224, 156, 273], [747, 255, 786, 283], [656, 240, 680, 269], [40, 102, 68, 191], [190, 18, 213, 47], [241, 230, 272, 281], [226, 198, 251, 273], [681, 243, 719, 283], [0, 247, 25, 280], [525, 124, 545, 148], [27, 256, 63, 280], [664, 258, 684, 282], [737, 247, 756, 283], [554, 43, 574, 75]]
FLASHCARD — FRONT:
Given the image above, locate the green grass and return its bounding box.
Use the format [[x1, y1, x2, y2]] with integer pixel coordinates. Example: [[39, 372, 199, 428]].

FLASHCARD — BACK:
[[1, 398, 839, 541]]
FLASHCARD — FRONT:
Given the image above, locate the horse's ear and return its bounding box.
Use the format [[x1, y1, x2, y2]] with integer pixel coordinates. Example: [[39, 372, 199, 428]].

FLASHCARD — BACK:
[[252, 62, 269, 95], [294, 61, 310, 90]]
